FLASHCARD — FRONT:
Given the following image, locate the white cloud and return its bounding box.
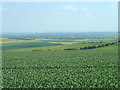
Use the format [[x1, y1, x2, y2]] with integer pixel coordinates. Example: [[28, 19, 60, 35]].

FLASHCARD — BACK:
[[62, 5, 78, 11]]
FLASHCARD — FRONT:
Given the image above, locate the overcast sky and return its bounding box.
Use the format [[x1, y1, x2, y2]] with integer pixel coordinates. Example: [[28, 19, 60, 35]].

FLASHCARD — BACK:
[[2, 2, 118, 33]]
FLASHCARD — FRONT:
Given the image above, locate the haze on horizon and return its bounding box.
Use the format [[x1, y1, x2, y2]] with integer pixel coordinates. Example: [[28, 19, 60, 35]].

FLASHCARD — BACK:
[[2, 2, 118, 33]]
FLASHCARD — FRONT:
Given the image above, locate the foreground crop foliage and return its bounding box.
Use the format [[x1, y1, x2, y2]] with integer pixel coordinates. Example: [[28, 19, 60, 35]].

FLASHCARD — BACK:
[[2, 45, 118, 88]]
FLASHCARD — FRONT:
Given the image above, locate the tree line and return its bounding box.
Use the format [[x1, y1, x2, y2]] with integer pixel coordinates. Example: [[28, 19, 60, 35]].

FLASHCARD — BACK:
[[64, 42, 118, 51], [80, 42, 117, 50]]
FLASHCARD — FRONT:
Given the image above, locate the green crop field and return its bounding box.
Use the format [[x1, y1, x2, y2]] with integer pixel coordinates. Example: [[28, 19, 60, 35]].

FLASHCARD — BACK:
[[1, 32, 119, 88]]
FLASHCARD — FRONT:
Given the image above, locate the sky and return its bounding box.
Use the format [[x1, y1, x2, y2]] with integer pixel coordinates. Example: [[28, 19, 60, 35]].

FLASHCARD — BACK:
[[2, 2, 118, 33]]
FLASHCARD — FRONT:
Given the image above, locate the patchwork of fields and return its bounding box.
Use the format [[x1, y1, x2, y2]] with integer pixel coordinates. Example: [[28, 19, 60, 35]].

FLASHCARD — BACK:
[[1, 32, 119, 88]]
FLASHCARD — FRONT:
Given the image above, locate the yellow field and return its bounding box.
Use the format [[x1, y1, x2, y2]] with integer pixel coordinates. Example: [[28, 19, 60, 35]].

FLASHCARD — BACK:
[[0, 38, 61, 44], [74, 39, 91, 41], [49, 42, 78, 45], [0, 38, 8, 39], [35, 38, 59, 40], [0, 40, 42, 44]]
